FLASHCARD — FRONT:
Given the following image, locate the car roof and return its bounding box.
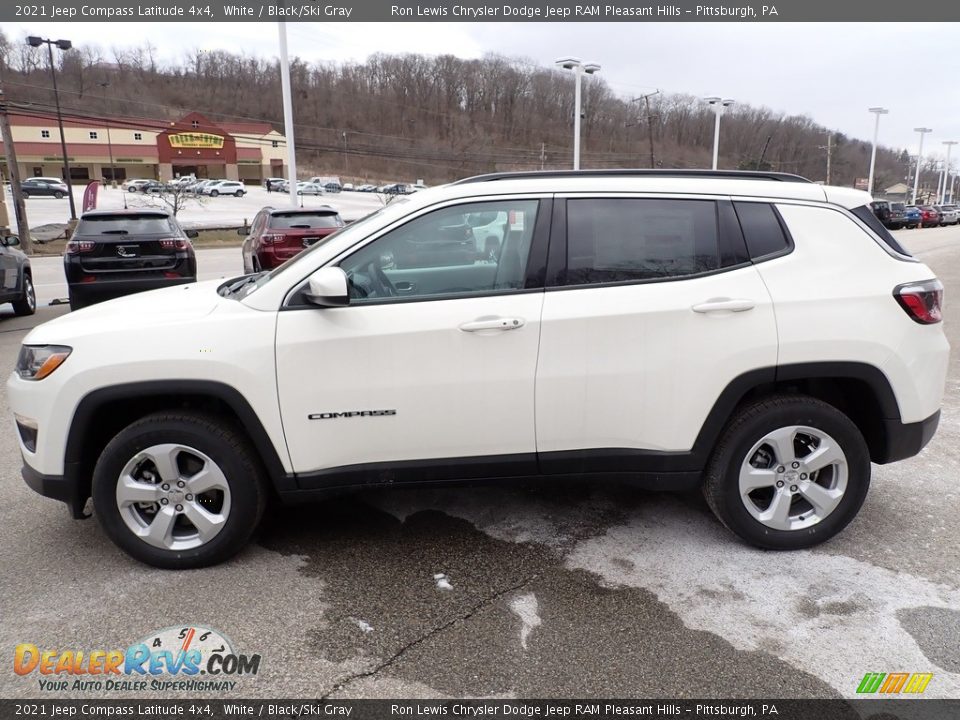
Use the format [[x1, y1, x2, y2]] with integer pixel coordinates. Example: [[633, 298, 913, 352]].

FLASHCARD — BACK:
[[267, 205, 339, 215], [81, 208, 171, 218], [393, 170, 871, 211]]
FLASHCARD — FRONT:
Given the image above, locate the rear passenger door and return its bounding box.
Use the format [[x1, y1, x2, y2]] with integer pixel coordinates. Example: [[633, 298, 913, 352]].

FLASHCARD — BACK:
[[535, 195, 781, 472]]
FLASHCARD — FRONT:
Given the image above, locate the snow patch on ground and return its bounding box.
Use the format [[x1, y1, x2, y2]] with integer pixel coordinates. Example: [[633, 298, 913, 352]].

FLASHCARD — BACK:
[[434, 573, 453, 591], [350, 618, 374, 633], [508, 592, 542, 650], [564, 499, 960, 698]]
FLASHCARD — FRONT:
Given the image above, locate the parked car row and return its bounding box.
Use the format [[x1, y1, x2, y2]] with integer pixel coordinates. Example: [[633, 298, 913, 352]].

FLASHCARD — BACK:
[[122, 178, 246, 197], [870, 200, 960, 229]]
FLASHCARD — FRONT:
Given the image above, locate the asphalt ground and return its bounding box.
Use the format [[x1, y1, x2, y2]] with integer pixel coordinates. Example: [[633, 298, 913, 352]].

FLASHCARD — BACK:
[[1, 225, 958, 701]]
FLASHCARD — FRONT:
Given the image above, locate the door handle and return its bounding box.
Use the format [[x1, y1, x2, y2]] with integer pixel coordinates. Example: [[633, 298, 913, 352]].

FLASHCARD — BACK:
[[459, 317, 525, 332], [691, 298, 756, 313]]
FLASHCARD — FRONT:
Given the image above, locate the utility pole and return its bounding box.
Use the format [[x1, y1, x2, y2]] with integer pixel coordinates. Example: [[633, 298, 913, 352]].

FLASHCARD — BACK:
[[0, 71, 32, 253], [824, 132, 832, 185], [540, 142, 545, 170], [632, 90, 660, 168]]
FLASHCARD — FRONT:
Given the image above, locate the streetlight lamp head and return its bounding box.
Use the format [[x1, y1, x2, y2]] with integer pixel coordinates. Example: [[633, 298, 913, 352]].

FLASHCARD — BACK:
[[704, 96, 721, 104], [555, 56, 582, 70], [583, 62, 601, 74], [55, 40, 72, 51], [26, 36, 43, 48], [868, 107, 889, 114], [914, 127, 932, 133]]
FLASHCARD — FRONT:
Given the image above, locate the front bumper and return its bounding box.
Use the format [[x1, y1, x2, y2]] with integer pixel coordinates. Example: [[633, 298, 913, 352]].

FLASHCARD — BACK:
[[878, 409, 940, 464], [21, 459, 89, 519]]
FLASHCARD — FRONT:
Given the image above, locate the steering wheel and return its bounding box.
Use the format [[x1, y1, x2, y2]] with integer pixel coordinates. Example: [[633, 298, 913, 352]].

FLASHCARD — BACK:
[[369, 261, 397, 298]]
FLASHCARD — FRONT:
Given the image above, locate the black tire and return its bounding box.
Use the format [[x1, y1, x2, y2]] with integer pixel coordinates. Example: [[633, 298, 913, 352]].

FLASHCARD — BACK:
[[702, 395, 870, 550], [235, 190, 245, 197], [12, 273, 36, 316], [54, 191, 64, 199], [21, 191, 29, 198], [92, 412, 268, 569], [210, 189, 219, 197]]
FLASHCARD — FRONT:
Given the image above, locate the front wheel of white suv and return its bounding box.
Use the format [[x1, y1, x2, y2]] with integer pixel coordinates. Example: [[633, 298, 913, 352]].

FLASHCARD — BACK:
[[703, 395, 870, 550], [91, 412, 268, 569]]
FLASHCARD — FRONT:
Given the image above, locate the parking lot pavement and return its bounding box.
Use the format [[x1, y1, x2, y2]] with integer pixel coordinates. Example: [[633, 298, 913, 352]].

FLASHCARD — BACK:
[[1, 225, 959, 700], [3, 183, 385, 233]]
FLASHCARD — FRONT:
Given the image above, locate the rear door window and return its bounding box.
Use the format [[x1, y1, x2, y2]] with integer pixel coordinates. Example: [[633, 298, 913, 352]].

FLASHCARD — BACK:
[[563, 198, 719, 285]]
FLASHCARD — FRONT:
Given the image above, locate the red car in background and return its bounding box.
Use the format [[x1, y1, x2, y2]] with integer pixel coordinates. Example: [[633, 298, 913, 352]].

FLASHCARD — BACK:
[[240, 206, 345, 273], [918, 206, 941, 228]]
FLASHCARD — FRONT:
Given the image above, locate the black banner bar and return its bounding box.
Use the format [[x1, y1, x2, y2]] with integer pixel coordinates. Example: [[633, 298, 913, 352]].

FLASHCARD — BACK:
[[1, 699, 958, 720], [5, 0, 960, 23]]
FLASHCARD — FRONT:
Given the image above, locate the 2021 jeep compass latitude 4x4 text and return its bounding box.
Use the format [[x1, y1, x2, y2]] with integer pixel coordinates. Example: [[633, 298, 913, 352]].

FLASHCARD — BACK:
[[9, 170, 948, 568]]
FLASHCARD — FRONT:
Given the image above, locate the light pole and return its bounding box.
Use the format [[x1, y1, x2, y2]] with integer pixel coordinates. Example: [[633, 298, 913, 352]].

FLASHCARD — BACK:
[[940, 141, 956, 204], [555, 57, 601, 170], [277, 22, 298, 208], [704, 97, 734, 170], [27, 36, 76, 221], [98, 81, 116, 187], [341, 131, 348, 176], [866, 107, 888, 196], [911, 127, 932, 205]]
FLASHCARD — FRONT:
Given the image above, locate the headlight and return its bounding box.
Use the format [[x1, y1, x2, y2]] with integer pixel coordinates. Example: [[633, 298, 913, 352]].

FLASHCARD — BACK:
[[16, 345, 72, 381]]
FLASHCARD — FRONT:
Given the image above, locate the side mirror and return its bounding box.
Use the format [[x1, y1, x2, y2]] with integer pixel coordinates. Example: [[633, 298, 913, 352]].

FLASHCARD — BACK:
[[185, 229, 199, 239], [304, 266, 349, 307], [3, 236, 20, 247], [237, 227, 247, 236]]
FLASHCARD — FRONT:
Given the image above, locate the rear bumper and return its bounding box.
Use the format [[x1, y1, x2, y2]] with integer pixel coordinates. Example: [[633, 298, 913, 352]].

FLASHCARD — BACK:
[[21, 460, 88, 519], [878, 409, 940, 464], [67, 276, 195, 302]]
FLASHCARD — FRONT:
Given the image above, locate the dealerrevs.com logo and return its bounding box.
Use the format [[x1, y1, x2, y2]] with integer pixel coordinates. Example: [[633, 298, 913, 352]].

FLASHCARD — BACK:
[[14, 625, 261, 693]]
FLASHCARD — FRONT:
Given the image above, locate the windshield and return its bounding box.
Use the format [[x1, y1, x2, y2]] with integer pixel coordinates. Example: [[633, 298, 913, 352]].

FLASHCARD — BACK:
[[234, 203, 403, 298]]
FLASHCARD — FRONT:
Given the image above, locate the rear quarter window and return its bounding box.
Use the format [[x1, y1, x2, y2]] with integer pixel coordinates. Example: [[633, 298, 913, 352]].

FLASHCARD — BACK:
[[733, 202, 791, 260], [849, 205, 911, 257]]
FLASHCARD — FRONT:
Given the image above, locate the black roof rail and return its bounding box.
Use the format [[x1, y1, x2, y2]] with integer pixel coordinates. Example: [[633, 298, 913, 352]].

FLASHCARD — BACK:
[[451, 169, 814, 185]]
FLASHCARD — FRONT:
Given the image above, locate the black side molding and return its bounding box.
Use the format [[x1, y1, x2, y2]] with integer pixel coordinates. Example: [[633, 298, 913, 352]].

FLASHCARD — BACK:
[[66, 380, 291, 490]]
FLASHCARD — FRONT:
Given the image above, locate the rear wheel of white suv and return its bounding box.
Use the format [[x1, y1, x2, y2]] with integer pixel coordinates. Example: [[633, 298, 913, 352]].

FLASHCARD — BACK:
[[91, 412, 267, 569], [703, 395, 870, 550]]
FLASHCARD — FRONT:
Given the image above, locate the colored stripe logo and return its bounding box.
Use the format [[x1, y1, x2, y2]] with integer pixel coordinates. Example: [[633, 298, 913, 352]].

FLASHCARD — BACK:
[[857, 672, 933, 694]]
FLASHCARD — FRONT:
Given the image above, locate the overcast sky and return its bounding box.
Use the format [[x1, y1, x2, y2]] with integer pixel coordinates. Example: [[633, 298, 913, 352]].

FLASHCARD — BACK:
[[7, 21, 960, 160]]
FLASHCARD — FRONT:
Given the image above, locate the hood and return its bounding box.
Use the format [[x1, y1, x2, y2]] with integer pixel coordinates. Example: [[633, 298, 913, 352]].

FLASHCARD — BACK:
[[25, 279, 224, 345]]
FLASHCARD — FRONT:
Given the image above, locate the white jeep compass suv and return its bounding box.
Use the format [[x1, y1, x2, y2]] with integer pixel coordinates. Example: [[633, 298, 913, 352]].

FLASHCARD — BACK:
[[9, 170, 949, 568]]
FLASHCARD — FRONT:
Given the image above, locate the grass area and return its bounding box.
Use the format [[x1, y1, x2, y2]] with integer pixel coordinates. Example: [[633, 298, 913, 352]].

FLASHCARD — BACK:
[[28, 227, 243, 257]]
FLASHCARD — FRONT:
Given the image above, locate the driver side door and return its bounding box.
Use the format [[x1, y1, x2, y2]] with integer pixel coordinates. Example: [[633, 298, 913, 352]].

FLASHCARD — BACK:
[[274, 196, 551, 487]]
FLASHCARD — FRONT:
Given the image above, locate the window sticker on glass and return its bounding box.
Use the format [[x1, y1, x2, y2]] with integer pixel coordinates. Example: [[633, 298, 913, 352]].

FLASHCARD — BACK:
[[509, 210, 525, 232]]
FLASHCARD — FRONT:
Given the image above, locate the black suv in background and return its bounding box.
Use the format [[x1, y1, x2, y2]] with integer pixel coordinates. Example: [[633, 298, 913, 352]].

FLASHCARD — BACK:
[[870, 200, 905, 229], [64, 210, 198, 311]]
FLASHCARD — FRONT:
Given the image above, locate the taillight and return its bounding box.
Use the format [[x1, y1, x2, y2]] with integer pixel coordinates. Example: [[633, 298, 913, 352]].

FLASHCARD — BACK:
[[261, 233, 285, 245], [894, 279, 943, 324], [65, 240, 95, 254], [159, 238, 189, 251]]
